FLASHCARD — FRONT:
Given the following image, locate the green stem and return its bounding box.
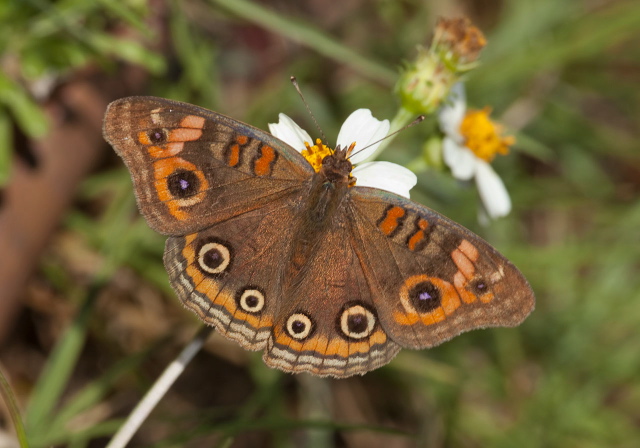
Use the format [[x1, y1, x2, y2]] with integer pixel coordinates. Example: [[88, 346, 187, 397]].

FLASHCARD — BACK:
[[0, 365, 30, 447], [209, 0, 396, 85]]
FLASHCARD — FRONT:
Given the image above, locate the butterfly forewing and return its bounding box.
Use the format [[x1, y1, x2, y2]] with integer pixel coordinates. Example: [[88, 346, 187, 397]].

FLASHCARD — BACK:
[[347, 187, 535, 349], [103, 97, 313, 235]]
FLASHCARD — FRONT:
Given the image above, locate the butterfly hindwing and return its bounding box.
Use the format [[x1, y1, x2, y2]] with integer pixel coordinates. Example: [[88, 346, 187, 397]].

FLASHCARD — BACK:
[[262, 217, 401, 377], [163, 192, 302, 350], [164, 189, 401, 377]]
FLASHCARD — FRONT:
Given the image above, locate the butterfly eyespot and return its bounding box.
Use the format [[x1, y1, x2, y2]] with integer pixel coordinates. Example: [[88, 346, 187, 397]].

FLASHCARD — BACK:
[[285, 313, 314, 340], [148, 128, 167, 144], [337, 302, 376, 340], [469, 278, 489, 295], [409, 280, 441, 313], [197, 239, 232, 275], [167, 170, 200, 198], [237, 288, 265, 314]]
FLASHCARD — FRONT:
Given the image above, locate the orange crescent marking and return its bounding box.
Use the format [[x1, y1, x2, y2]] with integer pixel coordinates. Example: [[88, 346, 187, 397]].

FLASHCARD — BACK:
[[139, 130, 184, 157], [453, 271, 477, 304], [479, 292, 495, 303], [325, 337, 349, 357], [254, 145, 276, 176], [218, 297, 272, 329], [421, 306, 446, 325], [274, 327, 304, 352], [138, 131, 152, 145], [228, 144, 241, 167], [379, 206, 405, 235], [408, 229, 425, 251], [169, 128, 203, 142], [162, 201, 188, 221], [300, 335, 324, 354], [153, 157, 194, 181], [180, 115, 205, 129], [440, 280, 462, 315], [310, 334, 329, 357], [236, 135, 249, 145], [148, 142, 184, 158], [458, 239, 479, 262], [182, 234, 210, 295], [451, 248, 476, 280], [403, 274, 429, 290], [393, 310, 420, 325], [274, 329, 387, 358]]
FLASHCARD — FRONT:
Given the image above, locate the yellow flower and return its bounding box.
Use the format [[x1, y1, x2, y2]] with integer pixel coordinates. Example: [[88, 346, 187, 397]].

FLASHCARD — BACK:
[[300, 138, 333, 172], [459, 108, 515, 163], [438, 83, 515, 219]]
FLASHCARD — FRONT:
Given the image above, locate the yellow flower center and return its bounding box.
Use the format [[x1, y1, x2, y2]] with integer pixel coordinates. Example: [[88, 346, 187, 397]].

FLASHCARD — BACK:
[[302, 138, 334, 172], [459, 107, 514, 162]]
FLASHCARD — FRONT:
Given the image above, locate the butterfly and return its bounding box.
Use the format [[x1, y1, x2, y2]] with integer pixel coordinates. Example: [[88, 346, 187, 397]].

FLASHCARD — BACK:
[[103, 96, 534, 378]]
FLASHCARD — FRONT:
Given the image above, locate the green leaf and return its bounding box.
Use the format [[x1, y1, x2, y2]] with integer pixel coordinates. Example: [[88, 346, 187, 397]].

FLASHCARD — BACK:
[[90, 34, 166, 74], [209, 0, 396, 85], [0, 73, 49, 138], [0, 365, 30, 447]]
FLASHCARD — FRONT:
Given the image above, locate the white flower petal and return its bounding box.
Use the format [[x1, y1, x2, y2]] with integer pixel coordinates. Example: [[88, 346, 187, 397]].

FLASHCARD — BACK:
[[438, 82, 466, 143], [353, 161, 417, 199], [475, 160, 512, 219], [336, 109, 390, 164], [268, 113, 312, 152], [442, 137, 476, 181]]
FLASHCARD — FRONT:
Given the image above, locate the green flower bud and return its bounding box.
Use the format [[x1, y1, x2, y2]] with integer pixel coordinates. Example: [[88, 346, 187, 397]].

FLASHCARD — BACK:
[[396, 17, 486, 116]]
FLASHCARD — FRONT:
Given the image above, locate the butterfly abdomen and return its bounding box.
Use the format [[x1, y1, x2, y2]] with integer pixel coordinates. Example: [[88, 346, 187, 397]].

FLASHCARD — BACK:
[[284, 172, 350, 286]]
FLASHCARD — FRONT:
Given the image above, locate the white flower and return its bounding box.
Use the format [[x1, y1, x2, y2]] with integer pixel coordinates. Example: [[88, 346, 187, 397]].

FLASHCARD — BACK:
[[438, 83, 513, 219], [269, 109, 417, 198]]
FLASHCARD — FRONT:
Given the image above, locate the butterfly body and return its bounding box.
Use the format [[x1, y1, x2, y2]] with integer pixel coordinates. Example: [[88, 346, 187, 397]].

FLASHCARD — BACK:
[[103, 96, 534, 378]]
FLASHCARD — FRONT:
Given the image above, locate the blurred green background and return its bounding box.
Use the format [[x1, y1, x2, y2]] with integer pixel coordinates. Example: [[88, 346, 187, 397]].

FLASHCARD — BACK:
[[0, 0, 639, 447]]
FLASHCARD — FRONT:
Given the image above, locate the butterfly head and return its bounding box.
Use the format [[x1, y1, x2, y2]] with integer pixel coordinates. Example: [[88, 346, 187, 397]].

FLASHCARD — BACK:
[[318, 145, 355, 186], [301, 138, 356, 186]]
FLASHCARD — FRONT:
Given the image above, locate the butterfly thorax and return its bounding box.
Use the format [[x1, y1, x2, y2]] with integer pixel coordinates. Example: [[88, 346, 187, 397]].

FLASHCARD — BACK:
[[284, 148, 353, 284], [303, 147, 354, 226]]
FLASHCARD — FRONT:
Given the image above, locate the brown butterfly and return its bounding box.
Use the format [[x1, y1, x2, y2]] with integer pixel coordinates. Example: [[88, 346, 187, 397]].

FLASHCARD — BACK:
[[103, 96, 534, 378]]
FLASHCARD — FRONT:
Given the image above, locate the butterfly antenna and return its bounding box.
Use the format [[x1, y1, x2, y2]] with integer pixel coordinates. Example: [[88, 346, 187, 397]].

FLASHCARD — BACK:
[[349, 115, 426, 159], [290, 76, 330, 150]]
